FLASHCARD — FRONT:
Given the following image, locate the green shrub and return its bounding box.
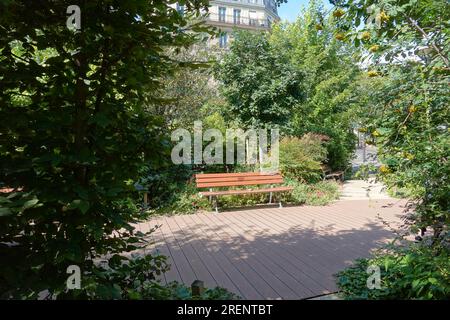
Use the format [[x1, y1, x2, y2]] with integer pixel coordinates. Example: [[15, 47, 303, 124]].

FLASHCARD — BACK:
[[150, 181, 212, 215], [151, 179, 342, 215], [352, 163, 377, 180], [154, 178, 341, 213], [279, 134, 328, 183], [155, 282, 240, 300], [217, 192, 267, 208], [54, 253, 239, 300], [282, 179, 340, 206], [336, 244, 450, 300], [140, 164, 196, 208], [324, 129, 357, 171]]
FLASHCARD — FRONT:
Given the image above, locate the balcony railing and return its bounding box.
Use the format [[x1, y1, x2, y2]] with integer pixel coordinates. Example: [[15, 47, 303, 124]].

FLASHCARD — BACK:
[[212, 0, 278, 14], [205, 12, 271, 29], [216, 0, 263, 5]]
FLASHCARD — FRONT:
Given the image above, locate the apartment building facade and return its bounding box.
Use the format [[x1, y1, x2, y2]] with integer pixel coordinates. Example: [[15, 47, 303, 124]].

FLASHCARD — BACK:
[[175, 0, 280, 48]]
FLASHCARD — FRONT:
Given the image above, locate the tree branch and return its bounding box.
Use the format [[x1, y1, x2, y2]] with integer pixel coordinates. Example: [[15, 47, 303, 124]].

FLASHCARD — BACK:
[[407, 17, 449, 68]]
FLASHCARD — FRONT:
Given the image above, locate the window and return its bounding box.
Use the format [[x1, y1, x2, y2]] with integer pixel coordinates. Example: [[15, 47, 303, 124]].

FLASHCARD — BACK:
[[176, 3, 184, 16], [219, 7, 226, 22], [219, 33, 228, 48], [249, 11, 257, 26], [233, 9, 241, 25]]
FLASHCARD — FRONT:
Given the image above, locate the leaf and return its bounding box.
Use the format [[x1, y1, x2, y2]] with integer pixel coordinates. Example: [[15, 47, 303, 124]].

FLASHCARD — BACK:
[[22, 198, 39, 210], [0, 207, 13, 216], [384, 259, 390, 272], [0, 196, 12, 204], [68, 199, 90, 214], [111, 284, 122, 299], [412, 279, 421, 289], [127, 289, 141, 300]]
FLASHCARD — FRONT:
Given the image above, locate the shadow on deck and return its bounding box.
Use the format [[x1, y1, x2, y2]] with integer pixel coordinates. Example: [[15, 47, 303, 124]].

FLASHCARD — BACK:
[[135, 199, 409, 300]]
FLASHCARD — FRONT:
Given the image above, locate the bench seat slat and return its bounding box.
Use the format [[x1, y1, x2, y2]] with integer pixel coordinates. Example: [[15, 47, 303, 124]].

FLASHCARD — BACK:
[[200, 186, 293, 197], [196, 175, 282, 183], [197, 178, 284, 188], [325, 172, 343, 177], [196, 172, 279, 178]]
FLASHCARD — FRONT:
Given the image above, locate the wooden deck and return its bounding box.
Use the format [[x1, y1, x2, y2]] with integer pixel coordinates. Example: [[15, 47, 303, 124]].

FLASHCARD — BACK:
[[135, 199, 408, 300]]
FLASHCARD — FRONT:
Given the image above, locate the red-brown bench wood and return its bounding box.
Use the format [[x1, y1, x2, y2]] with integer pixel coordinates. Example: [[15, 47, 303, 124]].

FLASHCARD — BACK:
[[195, 172, 293, 212]]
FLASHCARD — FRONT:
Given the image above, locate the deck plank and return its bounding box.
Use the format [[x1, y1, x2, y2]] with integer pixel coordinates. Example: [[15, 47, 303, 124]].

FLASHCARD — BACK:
[[174, 215, 243, 296], [225, 209, 337, 291], [205, 211, 325, 296], [201, 212, 313, 298], [150, 221, 183, 284], [137, 199, 407, 299], [158, 217, 197, 284], [163, 216, 217, 289], [193, 213, 289, 299]]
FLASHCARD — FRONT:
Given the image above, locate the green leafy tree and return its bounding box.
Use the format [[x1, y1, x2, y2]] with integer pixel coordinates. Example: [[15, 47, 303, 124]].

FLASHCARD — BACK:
[[0, 0, 209, 299], [331, 0, 449, 68], [332, 0, 449, 300], [363, 63, 449, 240], [269, 0, 361, 169], [214, 30, 304, 130], [333, 0, 449, 239], [151, 46, 224, 130]]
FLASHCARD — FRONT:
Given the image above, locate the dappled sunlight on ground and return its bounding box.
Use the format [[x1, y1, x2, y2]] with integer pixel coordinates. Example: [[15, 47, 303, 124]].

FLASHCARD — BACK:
[[135, 199, 409, 299]]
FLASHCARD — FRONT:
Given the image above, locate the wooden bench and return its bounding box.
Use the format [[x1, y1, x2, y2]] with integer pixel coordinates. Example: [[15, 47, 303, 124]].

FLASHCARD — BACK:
[[195, 172, 293, 213], [321, 165, 344, 182]]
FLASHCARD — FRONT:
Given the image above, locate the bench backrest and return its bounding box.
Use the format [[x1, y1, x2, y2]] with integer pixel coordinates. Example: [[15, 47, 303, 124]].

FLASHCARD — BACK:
[[195, 172, 284, 188]]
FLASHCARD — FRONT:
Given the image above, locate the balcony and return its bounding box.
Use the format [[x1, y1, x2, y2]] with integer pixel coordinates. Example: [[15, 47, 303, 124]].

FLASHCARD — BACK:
[[213, 0, 264, 6], [205, 12, 271, 30], [212, 0, 278, 14]]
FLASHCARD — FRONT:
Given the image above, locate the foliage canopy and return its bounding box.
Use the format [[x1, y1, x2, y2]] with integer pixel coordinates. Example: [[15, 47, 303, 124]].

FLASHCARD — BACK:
[[0, 0, 210, 299]]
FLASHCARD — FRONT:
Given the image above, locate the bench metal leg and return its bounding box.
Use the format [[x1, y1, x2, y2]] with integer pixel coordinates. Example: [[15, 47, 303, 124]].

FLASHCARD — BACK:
[[269, 192, 273, 204], [214, 196, 219, 213], [143, 192, 148, 205], [272, 192, 282, 208]]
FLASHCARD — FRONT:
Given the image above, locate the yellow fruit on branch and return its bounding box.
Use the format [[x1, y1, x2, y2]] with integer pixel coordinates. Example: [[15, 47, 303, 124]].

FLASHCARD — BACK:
[[361, 31, 371, 41], [315, 24, 323, 31], [433, 66, 450, 73], [403, 152, 415, 160], [378, 11, 389, 23], [372, 130, 380, 137], [367, 70, 379, 77], [408, 105, 417, 113], [379, 165, 391, 174], [369, 45, 380, 52], [333, 8, 345, 18], [335, 33, 345, 41]]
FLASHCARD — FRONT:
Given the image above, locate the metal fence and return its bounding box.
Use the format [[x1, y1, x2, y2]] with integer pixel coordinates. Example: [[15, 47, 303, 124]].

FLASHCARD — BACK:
[[205, 12, 271, 29]]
